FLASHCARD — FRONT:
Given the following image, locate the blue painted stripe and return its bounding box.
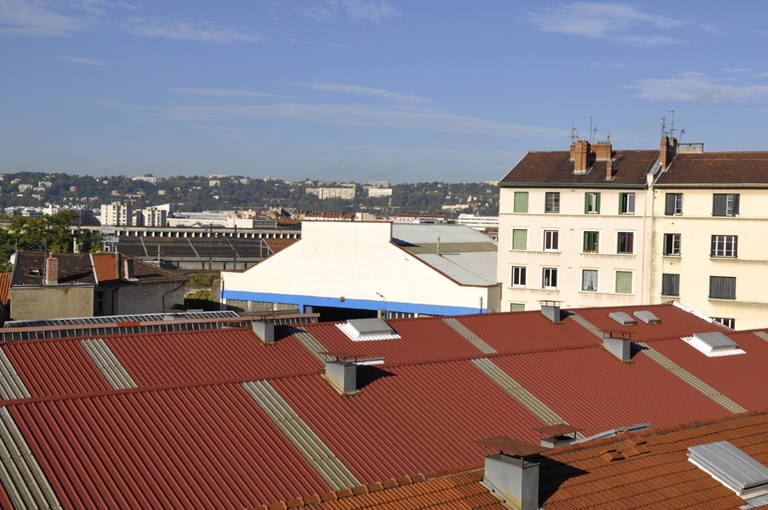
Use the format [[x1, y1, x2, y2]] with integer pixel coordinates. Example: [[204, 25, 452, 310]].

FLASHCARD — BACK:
[[221, 290, 483, 316]]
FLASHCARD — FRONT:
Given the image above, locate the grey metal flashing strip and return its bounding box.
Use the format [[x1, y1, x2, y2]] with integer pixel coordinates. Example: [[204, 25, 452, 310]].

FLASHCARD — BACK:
[[138, 235, 148, 258], [186, 237, 200, 258], [80, 339, 137, 390], [0, 349, 31, 401], [442, 318, 496, 354], [637, 342, 747, 414], [290, 328, 327, 361], [0, 406, 62, 510], [569, 313, 604, 338], [754, 331, 768, 343], [241, 380, 359, 490], [471, 358, 583, 438]]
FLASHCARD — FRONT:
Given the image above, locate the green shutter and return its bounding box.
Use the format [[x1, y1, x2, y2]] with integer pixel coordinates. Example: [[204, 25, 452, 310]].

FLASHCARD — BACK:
[[514, 192, 529, 213], [509, 303, 525, 312], [619, 193, 623, 214], [584, 193, 589, 213], [596, 193, 601, 213], [512, 229, 527, 250], [615, 271, 633, 294]]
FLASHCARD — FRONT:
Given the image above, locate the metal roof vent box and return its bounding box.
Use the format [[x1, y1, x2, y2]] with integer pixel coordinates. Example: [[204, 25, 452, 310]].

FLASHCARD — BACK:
[[609, 312, 636, 326], [476, 436, 547, 510], [689, 441, 768, 500], [337, 318, 401, 341], [633, 310, 661, 324], [683, 331, 745, 357]]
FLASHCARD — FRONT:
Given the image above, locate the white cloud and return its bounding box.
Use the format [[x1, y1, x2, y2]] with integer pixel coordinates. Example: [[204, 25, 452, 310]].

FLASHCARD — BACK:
[[630, 72, 768, 102], [526, 2, 684, 45], [126, 18, 262, 43], [171, 88, 292, 99], [298, 82, 430, 104], [60, 55, 107, 65], [302, 0, 399, 24], [0, 0, 87, 36]]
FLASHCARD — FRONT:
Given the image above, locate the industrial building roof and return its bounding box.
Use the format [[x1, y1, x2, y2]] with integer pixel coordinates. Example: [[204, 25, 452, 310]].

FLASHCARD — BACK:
[[1, 302, 768, 509]]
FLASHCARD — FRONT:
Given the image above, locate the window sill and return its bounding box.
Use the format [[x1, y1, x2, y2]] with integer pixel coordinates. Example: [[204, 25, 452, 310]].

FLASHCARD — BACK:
[[710, 256, 738, 260], [708, 297, 737, 301], [660, 293, 680, 298], [662, 254, 681, 258]]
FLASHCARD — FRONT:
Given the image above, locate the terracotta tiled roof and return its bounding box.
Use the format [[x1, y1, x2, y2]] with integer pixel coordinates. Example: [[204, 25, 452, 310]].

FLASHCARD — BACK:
[[659, 151, 768, 185], [0, 272, 11, 306], [10, 252, 95, 286], [92, 252, 186, 284], [264, 238, 301, 256], [500, 150, 658, 186]]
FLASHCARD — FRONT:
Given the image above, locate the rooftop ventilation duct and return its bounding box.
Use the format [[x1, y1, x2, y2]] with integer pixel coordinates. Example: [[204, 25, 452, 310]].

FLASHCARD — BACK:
[[252, 321, 275, 344], [475, 436, 547, 510], [539, 301, 562, 324], [337, 318, 400, 341], [602, 331, 633, 362], [683, 332, 745, 357], [573, 422, 650, 444], [609, 311, 636, 326], [533, 424, 582, 449], [633, 311, 661, 324], [688, 441, 768, 500], [320, 351, 365, 395]]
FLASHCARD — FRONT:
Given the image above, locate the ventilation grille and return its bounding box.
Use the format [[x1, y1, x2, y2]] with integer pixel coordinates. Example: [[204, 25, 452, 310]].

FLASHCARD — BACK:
[[689, 441, 768, 499], [337, 318, 400, 341], [683, 332, 745, 357], [609, 312, 636, 326]]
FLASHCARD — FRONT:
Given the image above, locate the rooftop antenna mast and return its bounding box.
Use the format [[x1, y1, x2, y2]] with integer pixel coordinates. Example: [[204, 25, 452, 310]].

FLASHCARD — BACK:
[[666, 110, 676, 137], [583, 116, 593, 143], [569, 125, 579, 142]]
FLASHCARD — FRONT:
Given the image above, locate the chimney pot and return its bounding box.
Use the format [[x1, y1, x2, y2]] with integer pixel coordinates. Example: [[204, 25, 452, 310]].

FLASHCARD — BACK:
[[45, 255, 58, 286]]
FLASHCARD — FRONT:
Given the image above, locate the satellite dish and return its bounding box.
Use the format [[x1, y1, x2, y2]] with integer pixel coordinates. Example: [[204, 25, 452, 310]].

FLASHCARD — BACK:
[[9, 253, 16, 265]]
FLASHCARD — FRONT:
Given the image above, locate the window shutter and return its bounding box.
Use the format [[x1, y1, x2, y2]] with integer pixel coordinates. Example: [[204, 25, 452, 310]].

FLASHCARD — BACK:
[[665, 194, 675, 215], [710, 235, 716, 256], [713, 194, 726, 216], [710, 276, 736, 299], [733, 194, 740, 215], [596, 193, 601, 213], [512, 229, 527, 250], [662, 274, 680, 296], [619, 193, 624, 214], [733, 237, 738, 257], [615, 271, 632, 294], [514, 192, 528, 213], [584, 193, 589, 214]]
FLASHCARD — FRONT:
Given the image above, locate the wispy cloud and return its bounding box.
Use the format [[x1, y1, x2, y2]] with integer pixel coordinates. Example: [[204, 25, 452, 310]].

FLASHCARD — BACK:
[[302, 0, 400, 24], [126, 18, 262, 43], [95, 99, 565, 139], [630, 71, 768, 102], [525, 2, 686, 46], [0, 0, 87, 36], [171, 88, 292, 99], [298, 82, 430, 104], [60, 55, 107, 66]]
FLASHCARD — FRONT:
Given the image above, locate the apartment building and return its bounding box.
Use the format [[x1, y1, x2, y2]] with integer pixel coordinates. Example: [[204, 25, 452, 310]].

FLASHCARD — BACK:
[[100, 201, 133, 226], [498, 137, 768, 329]]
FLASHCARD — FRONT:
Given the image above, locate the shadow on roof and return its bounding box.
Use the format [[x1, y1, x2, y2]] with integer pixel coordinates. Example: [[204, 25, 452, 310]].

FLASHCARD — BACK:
[[357, 365, 396, 390], [539, 457, 589, 506]]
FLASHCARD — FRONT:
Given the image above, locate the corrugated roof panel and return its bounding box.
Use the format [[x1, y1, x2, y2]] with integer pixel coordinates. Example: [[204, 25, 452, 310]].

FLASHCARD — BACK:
[[574, 303, 717, 341], [269, 360, 545, 485], [411, 252, 497, 286], [7, 384, 333, 508], [391, 224, 498, 246], [688, 441, 768, 498], [489, 346, 731, 437]]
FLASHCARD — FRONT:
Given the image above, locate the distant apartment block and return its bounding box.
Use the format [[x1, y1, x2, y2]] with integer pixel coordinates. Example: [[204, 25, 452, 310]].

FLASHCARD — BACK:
[[368, 180, 390, 188], [366, 187, 393, 198], [18, 184, 32, 192], [392, 214, 447, 224], [209, 180, 220, 187], [134, 207, 167, 227], [457, 214, 499, 231], [100, 201, 133, 226], [306, 185, 356, 200], [131, 176, 158, 184]]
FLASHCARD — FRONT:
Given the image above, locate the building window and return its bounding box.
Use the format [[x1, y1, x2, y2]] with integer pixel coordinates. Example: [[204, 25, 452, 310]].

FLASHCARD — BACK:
[[512, 229, 527, 250], [711, 235, 738, 257], [713, 317, 735, 329], [713, 193, 739, 217], [582, 270, 598, 292], [584, 192, 600, 214], [543, 230, 559, 251], [511, 266, 527, 287], [619, 193, 635, 214], [513, 192, 529, 213], [665, 193, 683, 215], [545, 192, 560, 213], [542, 268, 558, 289], [510, 303, 525, 312], [663, 234, 681, 256], [615, 271, 633, 294], [617, 232, 634, 254], [95, 291, 105, 313], [709, 276, 736, 299], [583, 231, 599, 253], [661, 274, 680, 296]]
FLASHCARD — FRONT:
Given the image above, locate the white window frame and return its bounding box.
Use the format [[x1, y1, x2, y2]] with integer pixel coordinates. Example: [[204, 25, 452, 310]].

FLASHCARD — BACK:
[[583, 231, 599, 253], [711, 235, 737, 258], [542, 267, 558, 289], [663, 233, 681, 256], [581, 269, 598, 292], [617, 231, 634, 255], [511, 266, 527, 287], [543, 230, 559, 251], [545, 192, 560, 213], [619, 193, 635, 215]]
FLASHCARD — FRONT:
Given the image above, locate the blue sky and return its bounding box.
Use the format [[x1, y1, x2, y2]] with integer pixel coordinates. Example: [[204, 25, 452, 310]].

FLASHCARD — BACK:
[[1, 1, 767, 183]]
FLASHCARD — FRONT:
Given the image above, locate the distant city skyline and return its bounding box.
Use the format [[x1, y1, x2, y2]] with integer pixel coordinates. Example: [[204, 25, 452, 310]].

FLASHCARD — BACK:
[[2, 1, 767, 183]]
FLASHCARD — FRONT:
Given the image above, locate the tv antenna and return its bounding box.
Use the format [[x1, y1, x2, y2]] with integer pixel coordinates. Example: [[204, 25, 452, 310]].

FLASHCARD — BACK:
[[583, 116, 594, 143], [570, 125, 580, 142]]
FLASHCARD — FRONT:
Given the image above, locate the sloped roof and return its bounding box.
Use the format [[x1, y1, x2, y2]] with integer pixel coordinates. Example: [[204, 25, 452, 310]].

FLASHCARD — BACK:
[[658, 151, 768, 185], [500, 150, 658, 187], [92, 252, 185, 284], [11, 252, 95, 286], [0, 273, 11, 306]]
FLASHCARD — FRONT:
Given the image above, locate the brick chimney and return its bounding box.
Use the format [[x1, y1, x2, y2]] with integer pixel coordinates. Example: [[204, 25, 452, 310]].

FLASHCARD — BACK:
[[660, 136, 677, 171], [570, 140, 590, 174], [45, 254, 58, 285], [593, 141, 612, 160]]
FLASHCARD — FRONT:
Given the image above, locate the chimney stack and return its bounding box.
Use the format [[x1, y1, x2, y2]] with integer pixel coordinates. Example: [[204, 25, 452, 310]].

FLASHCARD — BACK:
[[660, 136, 677, 171], [321, 351, 363, 395], [570, 140, 590, 174], [539, 301, 562, 324], [593, 141, 612, 160], [45, 254, 58, 286], [476, 436, 547, 510], [252, 321, 275, 344], [603, 331, 633, 362]]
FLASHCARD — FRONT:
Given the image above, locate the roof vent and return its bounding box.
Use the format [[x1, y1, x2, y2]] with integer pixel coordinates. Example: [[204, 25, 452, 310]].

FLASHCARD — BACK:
[[609, 311, 636, 326], [533, 424, 582, 449], [475, 436, 547, 510], [320, 351, 367, 395], [689, 441, 768, 499], [539, 300, 562, 324], [602, 330, 633, 362], [633, 311, 661, 324], [337, 318, 400, 341], [683, 332, 745, 357], [252, 321, 275, 344]]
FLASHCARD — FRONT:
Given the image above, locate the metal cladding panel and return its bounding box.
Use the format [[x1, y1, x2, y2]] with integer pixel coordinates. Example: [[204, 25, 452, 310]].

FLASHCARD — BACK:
[[455, 311, 600, 355], [411, 252, 498, 286], [2, 339, 112, 400], [104, 328, 323, 388], [6, 384, 332, 509], [392, 224, 499, 246], [648, 334, 768, 411], [489, 347, 731, 437], [302, 318, 485, 365], [574, 304, 716, 342], [268, 360, 546, 485]]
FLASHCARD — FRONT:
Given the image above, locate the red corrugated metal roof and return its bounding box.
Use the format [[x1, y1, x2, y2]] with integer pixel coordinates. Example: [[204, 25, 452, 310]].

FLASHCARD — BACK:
[[7, 384, 332, 509], [455, 310, 600, 353], [490, 346, 730, 436], [573, 303, 716, 341], [302, 317, 485, 364], [3, 339, 111, 399], [269, 360, 545, 485], [0, 272, 11, 306], [647, 331, 768, 411]]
